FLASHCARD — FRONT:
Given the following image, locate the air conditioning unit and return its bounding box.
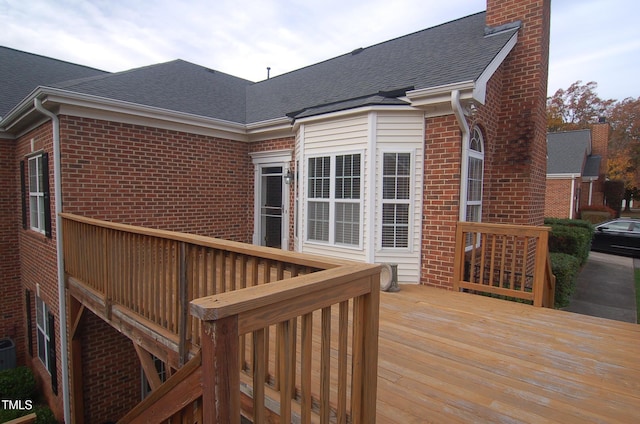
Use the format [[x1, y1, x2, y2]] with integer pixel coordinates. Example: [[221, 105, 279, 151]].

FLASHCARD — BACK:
[[379, 263, 399, 292]]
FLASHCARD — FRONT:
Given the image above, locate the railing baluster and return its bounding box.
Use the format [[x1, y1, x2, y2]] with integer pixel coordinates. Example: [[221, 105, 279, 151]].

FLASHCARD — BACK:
[[300, 312, 313, 424], [337, 300, 349, 424], [61, 213, 381, 423], [320, 306, 331, 424], [278, 320, 292, 423], [253, 328, 265, 424]]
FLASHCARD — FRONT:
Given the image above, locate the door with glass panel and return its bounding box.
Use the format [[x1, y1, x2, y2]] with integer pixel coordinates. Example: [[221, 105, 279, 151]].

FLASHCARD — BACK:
[[260, 166, 283, 248]]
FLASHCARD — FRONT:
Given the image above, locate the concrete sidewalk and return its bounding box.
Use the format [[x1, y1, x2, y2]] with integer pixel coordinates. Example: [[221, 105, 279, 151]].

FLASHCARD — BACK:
[[564, 251, 638, 323]]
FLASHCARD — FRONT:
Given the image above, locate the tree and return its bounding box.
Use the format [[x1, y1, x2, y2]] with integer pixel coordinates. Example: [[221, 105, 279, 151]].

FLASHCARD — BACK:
[[608, 97, 640, 210], [546, 81, 615, 132], [607, 151, 638, 211]]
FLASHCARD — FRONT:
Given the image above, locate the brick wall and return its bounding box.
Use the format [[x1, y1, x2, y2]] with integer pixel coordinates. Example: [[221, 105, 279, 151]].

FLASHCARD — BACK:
[[13, 116, 257, 421], [15, 122, 65, 420], [0, 139, 23, 364], [80, 310, 140, 423], [485, 0, 551, 225], [59, 115, 253, 241], [545, 179, 574, 218], [421, 114, 462, 288], [419, 0, 551, 288]]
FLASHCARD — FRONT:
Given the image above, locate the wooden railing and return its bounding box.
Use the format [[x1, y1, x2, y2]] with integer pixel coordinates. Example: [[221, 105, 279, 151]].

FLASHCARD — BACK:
[[191, 262, 380, 424], [453, 222, 556, 307], [61, 213, 380, 423]]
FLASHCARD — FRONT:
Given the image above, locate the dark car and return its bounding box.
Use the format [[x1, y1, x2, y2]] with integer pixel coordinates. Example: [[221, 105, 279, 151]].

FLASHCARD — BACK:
[[591, 218, 640, 257]]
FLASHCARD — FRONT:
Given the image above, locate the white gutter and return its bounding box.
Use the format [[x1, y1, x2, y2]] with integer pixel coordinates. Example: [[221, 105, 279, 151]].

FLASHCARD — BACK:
[[33, 98, 70, 424], [451, 90, 470, 222]]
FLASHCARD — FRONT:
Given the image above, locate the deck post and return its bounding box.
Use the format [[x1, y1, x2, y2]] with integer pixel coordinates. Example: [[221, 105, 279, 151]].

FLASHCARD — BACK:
[[351, 274, 380, 424], [201, 316, 240, 424], [532, 230, 549, 307], [68, 294, 85, 424]]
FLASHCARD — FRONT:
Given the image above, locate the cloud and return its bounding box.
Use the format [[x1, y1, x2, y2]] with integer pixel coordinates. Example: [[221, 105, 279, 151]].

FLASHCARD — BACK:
[[1, 0, 639, 99]]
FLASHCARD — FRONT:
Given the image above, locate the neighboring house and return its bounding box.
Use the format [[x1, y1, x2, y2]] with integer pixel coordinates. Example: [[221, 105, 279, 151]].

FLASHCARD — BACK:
[[545, 122, 609, 219], [0, 0, 551, 421]]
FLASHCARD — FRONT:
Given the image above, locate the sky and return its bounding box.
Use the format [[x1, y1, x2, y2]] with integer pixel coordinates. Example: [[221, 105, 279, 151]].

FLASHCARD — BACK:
[[1, 0, 639, 102]]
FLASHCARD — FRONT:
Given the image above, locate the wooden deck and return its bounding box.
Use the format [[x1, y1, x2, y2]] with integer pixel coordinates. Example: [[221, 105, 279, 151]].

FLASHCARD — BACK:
[[376, 285, 639, 423]]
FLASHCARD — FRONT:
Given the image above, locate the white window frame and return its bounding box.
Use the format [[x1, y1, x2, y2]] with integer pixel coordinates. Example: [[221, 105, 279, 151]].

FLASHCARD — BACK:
[[306, 151, 364, 248], [28, 154, 45, 234], [380, 150, 414, 250], [36, 295, 51, 372], [464, 126, 485, 249]]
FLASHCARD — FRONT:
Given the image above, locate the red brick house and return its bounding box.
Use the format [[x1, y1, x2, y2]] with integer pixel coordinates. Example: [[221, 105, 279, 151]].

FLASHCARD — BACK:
[[545, 121, 609, 219], [0, 0, 550, 421]]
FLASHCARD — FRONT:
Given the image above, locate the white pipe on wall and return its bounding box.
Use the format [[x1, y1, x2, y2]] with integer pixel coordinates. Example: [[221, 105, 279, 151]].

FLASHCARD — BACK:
[[33, 98, 70, 423]]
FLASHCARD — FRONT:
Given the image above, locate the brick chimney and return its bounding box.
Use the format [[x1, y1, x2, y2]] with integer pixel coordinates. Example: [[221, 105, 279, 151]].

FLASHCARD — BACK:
[[484, 0, 552, 225], [591, 118, 610, 176]]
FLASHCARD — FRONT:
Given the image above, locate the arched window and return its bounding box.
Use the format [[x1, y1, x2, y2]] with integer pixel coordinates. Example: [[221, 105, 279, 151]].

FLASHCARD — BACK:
[[465, 126, 484, 224]]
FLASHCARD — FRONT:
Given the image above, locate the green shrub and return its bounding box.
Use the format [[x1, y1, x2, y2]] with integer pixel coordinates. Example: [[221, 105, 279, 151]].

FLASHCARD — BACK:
[[550, 252, 581, 308], [580, 205, 616, 224], [0, 367, 57, 424], [33, 405, 58, 424], [0, 366, 36, 400], [545, 219, 594, 266]]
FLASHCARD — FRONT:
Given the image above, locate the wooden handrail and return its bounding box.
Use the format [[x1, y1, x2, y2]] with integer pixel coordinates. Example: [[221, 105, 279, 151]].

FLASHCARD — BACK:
[[453, 221, 556, 307], [61, 213, 381, 423], [60, 212, 351, 269], [192, 263, 381, 424]]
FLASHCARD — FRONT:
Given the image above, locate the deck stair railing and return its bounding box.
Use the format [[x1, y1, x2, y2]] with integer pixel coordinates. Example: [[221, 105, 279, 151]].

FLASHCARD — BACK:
[[61, 213, 380, 423], [453, 222, 556, 307]]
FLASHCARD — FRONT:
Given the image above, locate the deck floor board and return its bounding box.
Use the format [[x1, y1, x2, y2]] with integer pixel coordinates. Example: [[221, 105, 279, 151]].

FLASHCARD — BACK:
[[375, 285, 639, 423]]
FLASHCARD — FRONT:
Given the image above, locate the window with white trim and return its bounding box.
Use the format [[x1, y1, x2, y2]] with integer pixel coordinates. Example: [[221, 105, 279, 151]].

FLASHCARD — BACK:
[[36, 296, 51, 371], [465, 126, 484, 246], [382, 153, 411, 248], [28, 154, 46, 233], [307, 153, 362, 246]]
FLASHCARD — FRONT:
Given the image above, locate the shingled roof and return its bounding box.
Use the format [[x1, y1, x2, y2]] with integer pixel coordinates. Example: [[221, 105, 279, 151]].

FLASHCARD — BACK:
[[246, 12, 518, 123], [2, 11, 519, 126], [0, 46, 107, 118], [51, 60, 253, 123], [547, 129, 592, 175]]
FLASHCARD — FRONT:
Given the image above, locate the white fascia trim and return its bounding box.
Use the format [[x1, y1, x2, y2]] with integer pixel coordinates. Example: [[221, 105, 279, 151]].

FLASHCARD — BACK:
[[43, 88, 247, 132], [547, 173, 581, 179], [405, 81, 475, 105], [474, 32, 518, 104], [249, 149, 293, 164], [291, 104, 417, 132], [3, 87, 251, 141]]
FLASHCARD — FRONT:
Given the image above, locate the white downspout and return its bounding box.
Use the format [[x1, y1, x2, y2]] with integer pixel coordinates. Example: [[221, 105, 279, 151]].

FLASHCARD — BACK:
[[451, 90, 470, 222], [569, 176, 576, 218], [33, 98, 70, 424]]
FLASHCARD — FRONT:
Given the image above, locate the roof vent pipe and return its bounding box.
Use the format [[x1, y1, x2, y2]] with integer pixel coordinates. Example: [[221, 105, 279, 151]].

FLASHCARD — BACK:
[[267, 67, 271, 79]]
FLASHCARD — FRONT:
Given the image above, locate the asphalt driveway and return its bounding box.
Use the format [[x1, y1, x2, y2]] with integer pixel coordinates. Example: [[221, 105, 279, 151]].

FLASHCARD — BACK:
[[564, 251, 638, 323]]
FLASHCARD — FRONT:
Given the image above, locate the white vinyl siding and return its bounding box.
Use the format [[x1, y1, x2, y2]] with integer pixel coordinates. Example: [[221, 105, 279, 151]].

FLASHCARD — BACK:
[[301, 114, 369, 262], [374, 112, 424, 283], [297, 110, 424, 281]]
